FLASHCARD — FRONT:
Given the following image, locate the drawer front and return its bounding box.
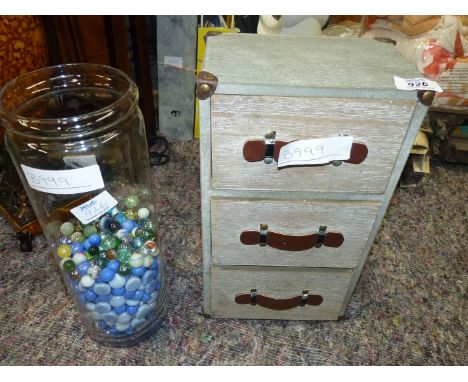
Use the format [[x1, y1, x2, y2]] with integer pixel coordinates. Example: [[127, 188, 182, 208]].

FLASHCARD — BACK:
[[211, 198, 380, 268], [210, 266, 353, 320], [210, 95, 416, 193]]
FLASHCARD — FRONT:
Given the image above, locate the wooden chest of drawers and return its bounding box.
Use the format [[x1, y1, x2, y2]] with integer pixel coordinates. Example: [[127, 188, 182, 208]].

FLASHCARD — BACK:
[[198, 34, 432, 320]]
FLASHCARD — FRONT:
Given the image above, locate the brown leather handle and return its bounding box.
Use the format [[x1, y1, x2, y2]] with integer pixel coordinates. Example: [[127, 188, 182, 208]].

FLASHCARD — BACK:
[[240, 229, 344, 251], [243, 140, 368, 164], [235, 291, 323, 310]]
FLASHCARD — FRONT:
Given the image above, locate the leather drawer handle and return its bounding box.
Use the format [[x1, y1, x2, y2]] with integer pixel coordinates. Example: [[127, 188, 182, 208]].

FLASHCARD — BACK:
[[235, 290, 323, 310], [240, 225, 344, 251], [243, 140, 368, 164]]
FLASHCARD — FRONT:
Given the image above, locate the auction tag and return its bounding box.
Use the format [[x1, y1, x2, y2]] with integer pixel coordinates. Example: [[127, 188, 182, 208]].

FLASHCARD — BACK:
[[277, 136, 353, 168], [394, 76, 443, 92], [20, 164, 104, 194], [71, 191, 118, 224]]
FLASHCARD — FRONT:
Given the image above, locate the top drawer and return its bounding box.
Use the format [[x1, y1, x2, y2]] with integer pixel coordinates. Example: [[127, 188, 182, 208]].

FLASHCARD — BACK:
[[210, 95, 416, 194]]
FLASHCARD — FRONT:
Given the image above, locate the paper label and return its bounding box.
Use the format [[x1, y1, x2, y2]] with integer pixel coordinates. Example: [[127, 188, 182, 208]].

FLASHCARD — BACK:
[[20, 164, 104, 194], [70, 191, 118, 224], [277, 136, 353, 168], [164, 56, 183, 68], [394, 76, 443, 93]]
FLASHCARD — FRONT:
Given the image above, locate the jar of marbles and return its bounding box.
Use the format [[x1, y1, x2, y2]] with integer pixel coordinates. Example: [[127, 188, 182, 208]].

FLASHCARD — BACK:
[[0, 63, 167, 346]]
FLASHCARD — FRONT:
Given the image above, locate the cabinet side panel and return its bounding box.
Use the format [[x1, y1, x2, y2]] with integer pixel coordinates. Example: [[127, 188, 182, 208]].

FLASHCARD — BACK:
[[338, 102, 427, 316]]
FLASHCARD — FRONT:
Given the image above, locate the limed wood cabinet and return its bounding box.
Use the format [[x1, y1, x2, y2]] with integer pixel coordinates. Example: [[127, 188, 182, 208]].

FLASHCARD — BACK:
[[198, 34, 432, 320]]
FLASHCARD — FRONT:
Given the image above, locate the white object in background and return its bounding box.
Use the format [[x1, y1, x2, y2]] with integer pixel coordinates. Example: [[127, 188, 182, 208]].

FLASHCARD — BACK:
[[394, 76, 443, 92], [257, 15, 327, 36]]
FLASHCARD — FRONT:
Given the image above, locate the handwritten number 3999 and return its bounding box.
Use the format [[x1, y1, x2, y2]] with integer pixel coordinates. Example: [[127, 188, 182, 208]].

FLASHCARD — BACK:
[[26, 173, 71, 188], [282, 145, 325, 161]]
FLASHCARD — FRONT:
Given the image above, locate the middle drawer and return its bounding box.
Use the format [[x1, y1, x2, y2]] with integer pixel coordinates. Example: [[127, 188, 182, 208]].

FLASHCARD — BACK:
[[211, 198, 381, 268]]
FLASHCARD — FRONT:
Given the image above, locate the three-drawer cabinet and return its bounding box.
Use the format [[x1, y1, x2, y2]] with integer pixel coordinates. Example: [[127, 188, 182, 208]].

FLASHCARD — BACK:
[[198, 34, 432, 320]]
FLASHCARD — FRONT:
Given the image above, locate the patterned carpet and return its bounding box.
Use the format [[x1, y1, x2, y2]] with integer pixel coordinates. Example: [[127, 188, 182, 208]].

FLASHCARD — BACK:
[[0, 140, 466, 365]]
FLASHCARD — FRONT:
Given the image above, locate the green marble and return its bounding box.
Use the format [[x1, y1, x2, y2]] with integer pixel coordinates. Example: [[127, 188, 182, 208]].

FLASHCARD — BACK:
[[60, 222, 74, 236], [83, 224, 98, 238], [124, 195, 139, 209], [63, 259, 75, 273], [101, 236, 119, 250], [117, 263, 132, 275]]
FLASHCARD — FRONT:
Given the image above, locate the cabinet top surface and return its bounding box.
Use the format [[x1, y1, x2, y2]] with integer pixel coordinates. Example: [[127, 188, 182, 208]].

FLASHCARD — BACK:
[[203, 34, 420, 99]]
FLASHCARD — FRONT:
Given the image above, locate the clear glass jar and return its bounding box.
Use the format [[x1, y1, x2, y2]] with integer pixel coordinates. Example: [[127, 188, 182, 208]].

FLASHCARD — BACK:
[[0, 63, 167, 346]]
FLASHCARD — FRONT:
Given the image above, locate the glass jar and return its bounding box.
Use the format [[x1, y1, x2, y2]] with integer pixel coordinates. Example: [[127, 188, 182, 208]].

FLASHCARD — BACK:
[[0, 63, 167, 346]]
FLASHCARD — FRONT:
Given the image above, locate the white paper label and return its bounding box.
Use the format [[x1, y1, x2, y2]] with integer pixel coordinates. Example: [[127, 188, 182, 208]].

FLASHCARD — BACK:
[[394, 76, 443, 93], [20, 164, 104, 194], [70, 191, 118, 224], [164, 55, 183, 68], [277, 136, 354, 168]]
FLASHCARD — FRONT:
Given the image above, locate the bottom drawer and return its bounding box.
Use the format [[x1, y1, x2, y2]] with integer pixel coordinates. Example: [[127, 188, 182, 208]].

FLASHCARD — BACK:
[[210, 266, 353, 320]]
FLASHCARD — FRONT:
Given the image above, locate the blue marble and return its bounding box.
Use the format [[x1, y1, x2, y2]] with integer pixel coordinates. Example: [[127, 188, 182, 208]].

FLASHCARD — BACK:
[[111, 287, 125, 296], [110, 295, 126, 308], [88, 233, 101, 246], [100, 216, 112, 232], [145, 280, 157, 294], [142, 270, 154, 285], [108, 273, 126, 289], [100, 268, 115, 283], [136, 304, 150, 319], [134, 290, 144, 301], [114, 212, 126, 224], [125, 277, 141, 292], [149, 260, 159, 270], [71, 242, 84, 254], [95, 276, 104, 284], [95, 302, 112, 314], [94, 283, 111, 296], [102, 311, 118, 323], [126, 305, 138, 315], [85, 302, 95, 311], [126, 299, 139, 307], [96, 294, 112, 302], [82, 239, 91, 251], [117, 312, 132, 324], [79, 293, 87, 304], [107, 260, 120, 272], [130, 318, 145, 329], [142, 293, 151, 303], [85, 289, 97, 302], [122, 219, 136, 232], [125, 327, 136, 335], [112, 305, 126, 315], [131, 266, 146, 277], [148, 291, 159, 304], [124, 290, 136, 299], [77, 260, 91, 276]]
